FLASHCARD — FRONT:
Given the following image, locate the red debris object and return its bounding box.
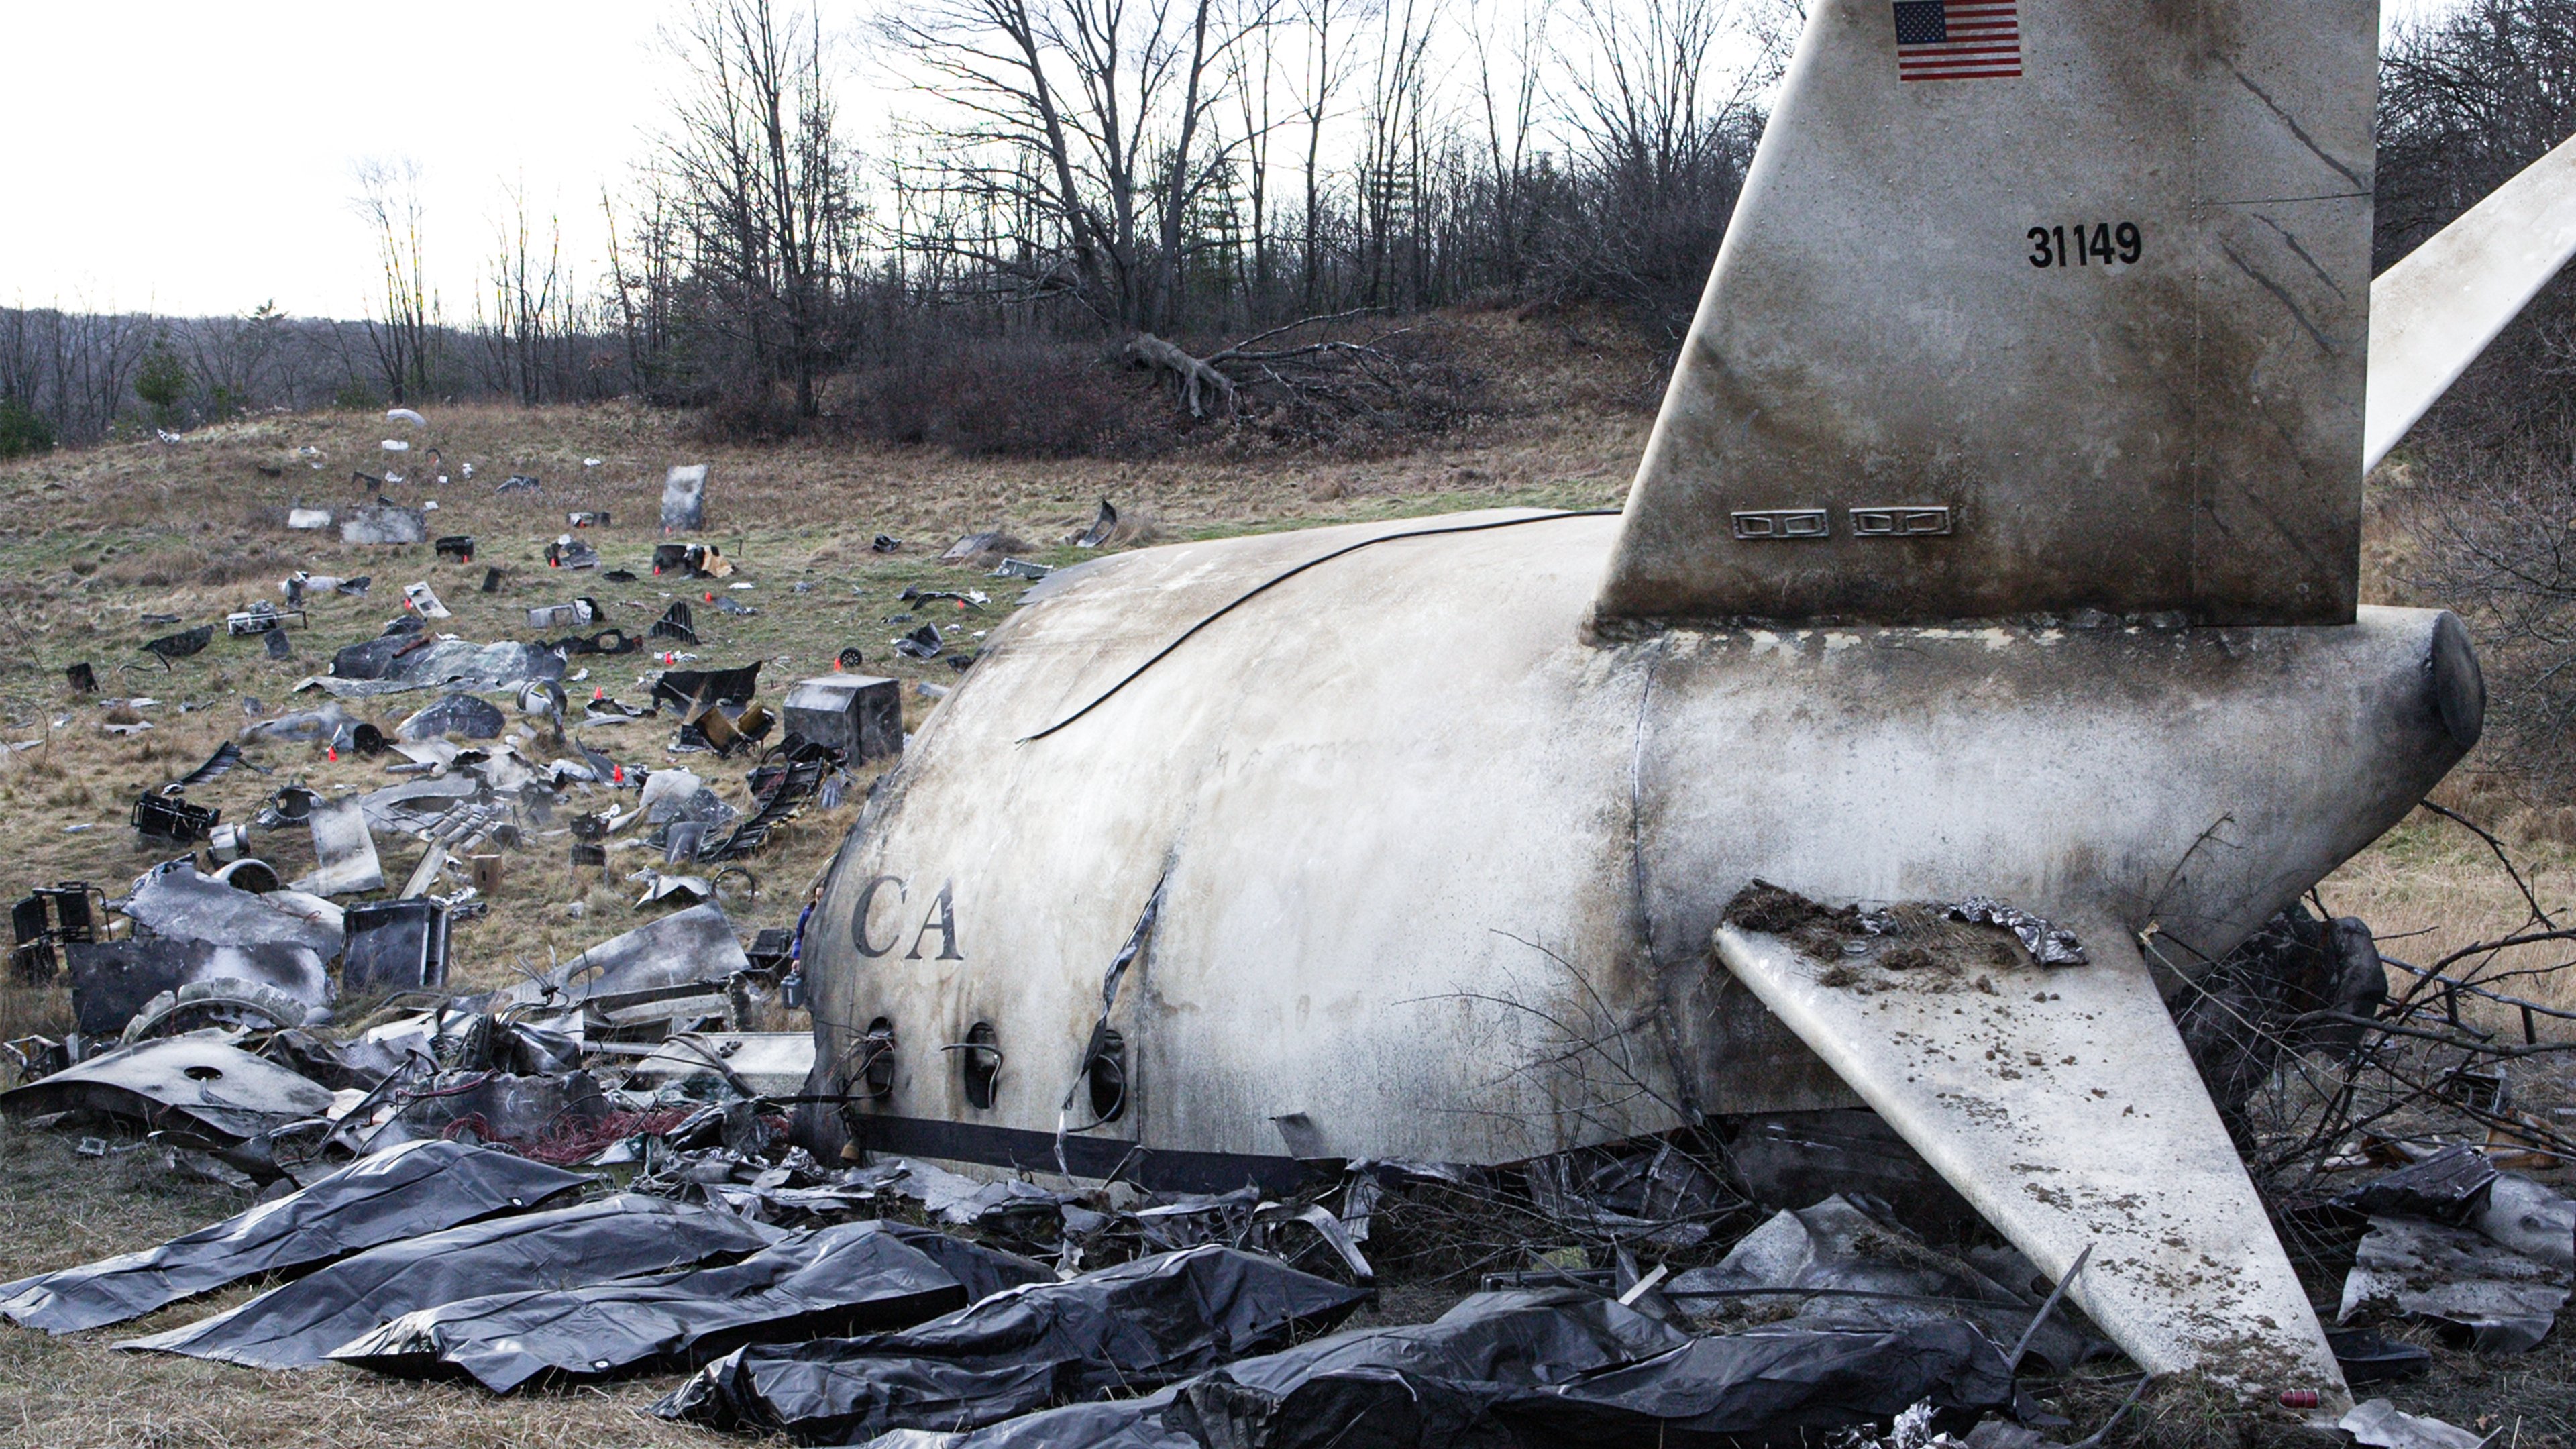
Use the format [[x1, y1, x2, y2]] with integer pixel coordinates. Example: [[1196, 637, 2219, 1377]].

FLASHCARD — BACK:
[[2278, 1390, 2320, 1409]]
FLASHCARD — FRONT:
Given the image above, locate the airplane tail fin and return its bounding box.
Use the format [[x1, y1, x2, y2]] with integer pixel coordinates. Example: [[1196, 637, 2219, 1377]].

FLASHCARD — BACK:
[[1595, 0, 2377, 626]]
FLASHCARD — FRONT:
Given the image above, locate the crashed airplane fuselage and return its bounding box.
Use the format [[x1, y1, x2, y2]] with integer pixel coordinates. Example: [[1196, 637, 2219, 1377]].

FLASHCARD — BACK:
[[803, 0, 2576, 1411]]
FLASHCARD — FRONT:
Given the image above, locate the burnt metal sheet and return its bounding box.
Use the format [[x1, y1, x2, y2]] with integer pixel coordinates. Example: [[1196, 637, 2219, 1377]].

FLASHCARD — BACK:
[[0, 1141, 587, 1334], [630, 1034, 816, 1097], [2339, 1214, 2570, 1353], [166, 741, 250, 792], [340, 505, 428, 546], [396, 693, 505, 743], [142, 624, 215, 664], [117, 1195, 779, 1368], [122, 863, 343, 958], [292, 796, 384, 896], [341, 899, 449, 997], [662, 464, 708, 531], [2333, 1145, 2499, 1226], [358, 774, 482, 833], [64, 938, 330, 1038], [329, 1218, 1046, 1392], [499, 902, 751, 1011], [0, 1034, 336, 1141], [307, 640, 565, 700], [655, 1245, 1370, 1441], [652, 663, 761, 715]]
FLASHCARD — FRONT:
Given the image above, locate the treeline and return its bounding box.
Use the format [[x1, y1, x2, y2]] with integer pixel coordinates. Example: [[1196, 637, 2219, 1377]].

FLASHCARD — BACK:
[[3, 0, 1780, 453], [3, 0, 2570, 460]]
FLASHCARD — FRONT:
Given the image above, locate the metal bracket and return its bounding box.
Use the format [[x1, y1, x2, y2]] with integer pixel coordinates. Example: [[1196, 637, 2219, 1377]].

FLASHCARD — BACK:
[[1731, 508, 1831, 540], [1849, 505, 1953, 537]]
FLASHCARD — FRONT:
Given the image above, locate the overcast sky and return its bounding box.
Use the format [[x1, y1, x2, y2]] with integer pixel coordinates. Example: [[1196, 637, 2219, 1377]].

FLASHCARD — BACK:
[[1, 1, 690, 321], [1, 0, 2459, 324]]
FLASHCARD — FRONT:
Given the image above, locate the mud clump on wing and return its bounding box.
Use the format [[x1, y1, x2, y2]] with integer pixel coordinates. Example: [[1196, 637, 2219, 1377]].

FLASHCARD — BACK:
[[1722, 879, 1860, 959], [1722, 883, 2027, 994]]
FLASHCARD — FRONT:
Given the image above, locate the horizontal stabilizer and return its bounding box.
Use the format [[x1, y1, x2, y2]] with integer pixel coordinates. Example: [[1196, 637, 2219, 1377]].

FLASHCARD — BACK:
[[1714, 919, 2346, 1403], [2366, 131, 2576, 473]]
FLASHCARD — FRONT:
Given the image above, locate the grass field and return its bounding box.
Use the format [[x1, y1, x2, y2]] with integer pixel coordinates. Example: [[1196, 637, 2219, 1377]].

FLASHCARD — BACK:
[[1, 309, 2572, 1446]]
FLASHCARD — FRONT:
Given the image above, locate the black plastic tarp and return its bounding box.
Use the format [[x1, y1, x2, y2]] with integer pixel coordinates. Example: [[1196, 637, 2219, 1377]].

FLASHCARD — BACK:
[[117, 1194, 776, 1368], [890, 1289, 2017, 1449], [328, 1218, 1053, 1392], [1502, 1320, 2017, 1444], [0, 1141, 586, 1335], [655, 1244, 1370, 1442]]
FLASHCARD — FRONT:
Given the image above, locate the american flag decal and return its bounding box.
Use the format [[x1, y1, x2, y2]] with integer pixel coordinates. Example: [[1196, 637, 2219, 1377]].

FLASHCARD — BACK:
[[1891, 0, 2021, 81]]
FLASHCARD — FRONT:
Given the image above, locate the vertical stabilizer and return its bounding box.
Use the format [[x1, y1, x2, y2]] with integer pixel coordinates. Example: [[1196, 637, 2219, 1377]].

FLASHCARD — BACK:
[[1595, 0, 2377, 625]]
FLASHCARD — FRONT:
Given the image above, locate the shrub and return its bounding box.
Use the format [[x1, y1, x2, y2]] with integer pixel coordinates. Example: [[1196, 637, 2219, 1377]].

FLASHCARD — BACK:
[[0, 397, 54, 460], [135, 344, 189, 421]]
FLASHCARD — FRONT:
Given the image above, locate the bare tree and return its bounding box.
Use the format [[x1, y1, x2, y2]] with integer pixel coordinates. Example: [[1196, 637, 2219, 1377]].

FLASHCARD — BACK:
[[876, 0, 1271, 331], [1462, 0, 1549, 286], [1287, 0, 1371, 310], [352, 157, 437, 403], [476, 182, 572, 406], [661, 0, 857, 417]]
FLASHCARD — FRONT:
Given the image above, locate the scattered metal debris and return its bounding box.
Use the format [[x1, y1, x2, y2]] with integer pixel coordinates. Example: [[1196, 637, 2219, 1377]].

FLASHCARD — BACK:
[[342, 899, 449, 996], [1071, 497, 1118, 547], [9, 883, 101, 985], [782, 676, 899, 761], [894, 623, 943, 659]]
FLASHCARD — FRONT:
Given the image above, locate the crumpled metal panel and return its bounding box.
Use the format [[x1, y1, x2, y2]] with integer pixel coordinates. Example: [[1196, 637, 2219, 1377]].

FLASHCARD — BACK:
[[117, 1194, 778, 1368], [655, 1245, 1369, 1441], [302, 640, 564, 700], [0, 1034, 336, 1140], [329, 1218, 1048, 1391], [121, 863, 342, 957], [2340, 1175, 2576, 1354], [496, 902, 751, 1012], [0, 1141, 586, 1334]]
